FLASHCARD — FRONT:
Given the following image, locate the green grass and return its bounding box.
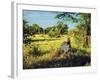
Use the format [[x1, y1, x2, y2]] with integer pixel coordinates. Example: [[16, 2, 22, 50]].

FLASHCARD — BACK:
[[23, 34, 91, 69], [30, 34, 67, 52]]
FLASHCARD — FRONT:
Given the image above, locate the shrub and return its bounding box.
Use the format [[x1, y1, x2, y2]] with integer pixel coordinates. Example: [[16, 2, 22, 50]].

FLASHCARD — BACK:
[[29, 46, 41, 56], [48, 30, 56, 38], [48, 28, 60, 38]]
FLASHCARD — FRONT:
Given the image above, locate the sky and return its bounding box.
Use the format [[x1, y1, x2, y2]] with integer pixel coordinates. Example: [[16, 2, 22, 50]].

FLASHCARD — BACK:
[[23, 10, 77, 29]]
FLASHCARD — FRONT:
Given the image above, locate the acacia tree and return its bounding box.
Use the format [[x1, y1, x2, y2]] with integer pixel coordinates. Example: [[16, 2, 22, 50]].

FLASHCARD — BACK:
[[56, 12, 91, 48]]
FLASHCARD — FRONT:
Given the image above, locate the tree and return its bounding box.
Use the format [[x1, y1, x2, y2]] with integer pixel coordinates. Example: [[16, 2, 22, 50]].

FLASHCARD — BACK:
[[31, 24, 40, 34], [39, 27, 44, 34], [45, 22, 68, 38], [23, 20, 30, 38], [45, 27, 53, 34], [61, 24, 68, 34], [48, 30, 56, 38], [29, 24, 44, 34], [56, 21, 68, 34], [56, 12, 91, 48], [23, 19, 32, 44]]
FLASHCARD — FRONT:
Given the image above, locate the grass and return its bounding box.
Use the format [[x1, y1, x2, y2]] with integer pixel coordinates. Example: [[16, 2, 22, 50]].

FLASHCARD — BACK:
[[23, 34, 91, 69]]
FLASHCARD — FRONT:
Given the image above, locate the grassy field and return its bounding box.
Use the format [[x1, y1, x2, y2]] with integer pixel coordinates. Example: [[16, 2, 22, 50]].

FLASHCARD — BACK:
[[23, 34, 91, 69]]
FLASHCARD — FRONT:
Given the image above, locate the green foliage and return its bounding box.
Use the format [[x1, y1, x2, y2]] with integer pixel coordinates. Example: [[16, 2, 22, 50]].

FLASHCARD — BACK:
[[48, 30, 57, 38], [56, 21, 68, 34], [55, 12, 78, 22], [31, 24, 43, 34], [23, 20, 30, 37], [47, 22, 68, 38], [29, 46, 41, 56], [61, 24, 68, 34], [23, 19, 68, 40], [45, 27, 53, 34], [56, 12, 91, 48]]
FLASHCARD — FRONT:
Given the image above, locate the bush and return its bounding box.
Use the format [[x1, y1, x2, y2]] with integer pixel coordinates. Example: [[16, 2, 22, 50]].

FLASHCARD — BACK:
[[48, 30, 60, 38], [48, 30, 55, 38], [29, 46, 41, 56]]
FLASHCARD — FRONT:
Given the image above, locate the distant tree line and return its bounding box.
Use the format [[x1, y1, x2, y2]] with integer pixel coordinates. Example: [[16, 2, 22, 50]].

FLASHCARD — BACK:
[[23, 20, 68, 38]]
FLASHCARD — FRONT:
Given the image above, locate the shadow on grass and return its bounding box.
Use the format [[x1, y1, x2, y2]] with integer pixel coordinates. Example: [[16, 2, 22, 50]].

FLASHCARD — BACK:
[[23, 52, 91, 69], [32, 38, 60, 42], [23, 38, 60, 44]]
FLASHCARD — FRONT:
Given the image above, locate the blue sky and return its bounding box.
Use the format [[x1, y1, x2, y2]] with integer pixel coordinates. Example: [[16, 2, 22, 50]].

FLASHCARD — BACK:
[[23, 10, 77, 29]]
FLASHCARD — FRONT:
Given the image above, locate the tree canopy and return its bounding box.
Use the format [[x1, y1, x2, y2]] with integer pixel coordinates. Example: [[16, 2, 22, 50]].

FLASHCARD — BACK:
[[55, 12, 91, 48]]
